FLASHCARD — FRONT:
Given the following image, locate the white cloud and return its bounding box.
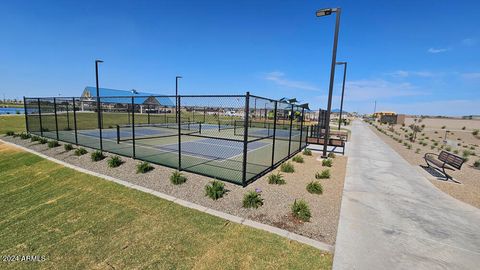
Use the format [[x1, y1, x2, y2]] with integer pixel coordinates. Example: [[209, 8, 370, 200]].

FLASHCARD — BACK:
[[461, 72, 480, 79], [388, 70, 437, 78], [344, 79, 425, 101], [264, 71, 320, 91], [427, 47, 450, 54], [462, 38, 477, 46]]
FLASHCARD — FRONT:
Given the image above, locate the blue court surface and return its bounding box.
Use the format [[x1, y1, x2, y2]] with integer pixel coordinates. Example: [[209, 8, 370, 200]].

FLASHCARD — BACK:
[[155, 138, 268, 160]]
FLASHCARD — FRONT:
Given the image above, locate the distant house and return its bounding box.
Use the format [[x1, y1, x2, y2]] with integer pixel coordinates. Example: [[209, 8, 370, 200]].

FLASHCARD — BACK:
[[462, 115, 480, 120], [80, 87, 175, 113]]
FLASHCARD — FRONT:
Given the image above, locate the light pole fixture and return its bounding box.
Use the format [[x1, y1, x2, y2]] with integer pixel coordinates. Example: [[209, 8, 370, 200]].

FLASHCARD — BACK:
[[336, 61, 347, 130], [95, 59, 103, 150], [316, 7, 342, 158], [175, 76, 182, 123]]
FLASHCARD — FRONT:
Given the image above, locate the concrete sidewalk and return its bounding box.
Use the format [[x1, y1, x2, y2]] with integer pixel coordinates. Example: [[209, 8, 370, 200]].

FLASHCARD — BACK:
[[333, 121, 480, 270]]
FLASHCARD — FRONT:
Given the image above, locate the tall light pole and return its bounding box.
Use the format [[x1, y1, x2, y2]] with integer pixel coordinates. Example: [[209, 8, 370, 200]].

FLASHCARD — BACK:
[[336, 61, 347, 130], [95, 59, 104, 151], [316, 7, 342, 158], [175, 76, 182, 123]]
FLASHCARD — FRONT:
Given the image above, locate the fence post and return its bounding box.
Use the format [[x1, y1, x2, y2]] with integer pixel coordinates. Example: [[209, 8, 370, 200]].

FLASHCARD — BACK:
[[203, 107, 206, 123], [37, 98, 43, 137], [287, 104, 294, 156], [271, 101, 278, 168], [97, 98, 103, 151], [131, 97, 136, 158], [242, 92, 250, 186], [66, 103, 70, 130], [72, 98, 78, 145], [178, 96, 182, 170], [299, 107, 305, 151], [53, 98, 59, 140], [147, 104, 151, 124], [23, 97, 29, 133]]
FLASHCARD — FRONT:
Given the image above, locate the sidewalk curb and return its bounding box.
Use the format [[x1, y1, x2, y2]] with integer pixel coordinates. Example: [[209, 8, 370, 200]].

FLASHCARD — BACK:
[[0, 138, 335, 253]]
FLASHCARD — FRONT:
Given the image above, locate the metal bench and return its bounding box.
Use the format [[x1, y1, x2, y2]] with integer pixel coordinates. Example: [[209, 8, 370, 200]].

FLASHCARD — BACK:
[[305, 137, 346, 155], [424, 151, 465, 181]]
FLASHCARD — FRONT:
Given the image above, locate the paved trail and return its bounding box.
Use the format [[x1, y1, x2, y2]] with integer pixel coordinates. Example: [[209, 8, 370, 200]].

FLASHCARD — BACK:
[[333, 120, 480, 270]]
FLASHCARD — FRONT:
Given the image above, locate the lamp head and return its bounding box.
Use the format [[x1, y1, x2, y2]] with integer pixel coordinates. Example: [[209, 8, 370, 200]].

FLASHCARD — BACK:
[[176, 76, 182, 79], [95, 59, 104, 64], [316, 8, 337, 17], [336, 61, 347, 65]]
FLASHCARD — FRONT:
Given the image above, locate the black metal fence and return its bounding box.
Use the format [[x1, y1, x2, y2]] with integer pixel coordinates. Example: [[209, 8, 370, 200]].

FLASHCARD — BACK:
[[24, 93, 308, 186]]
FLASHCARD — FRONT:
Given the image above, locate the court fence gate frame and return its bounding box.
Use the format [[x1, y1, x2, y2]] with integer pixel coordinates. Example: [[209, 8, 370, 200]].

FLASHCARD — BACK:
[[23, 92, 308, 186]]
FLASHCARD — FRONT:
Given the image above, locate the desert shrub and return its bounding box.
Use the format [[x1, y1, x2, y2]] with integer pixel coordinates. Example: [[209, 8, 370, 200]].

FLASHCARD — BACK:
[[322, 158, 333, 167], [108, 155, 123, 168], [433, 142, 438, 146], [136, 161, 153, 173], [170, 171, 187, 185], [292, 155, 304, 163], [39, 138, 48, 144], [47, 140, 60, 148], [205, 180, 226, 200], [407, 144, 412, 150], [327, 152, 336, 158], [462, 126, 466, 130], [473, 129, 479, 136], [306, 181, 323, 194], [302, 148, 312, 156], [74, 147, 87, 156], [430, 146, 435, 150], [31, 136, 40, 142], [463, 150, 473, 158], [315, 169, 330, 179], [91, 151, 105, 161], [19, 133, 31, 139], [291, 200, 311, 222], [242, 191, 263, 209], [453, 149, 459, 154], [474, 160, 480, 169], [441, 126, 446, 129], [445, 146, 452, 151], [280, 162, 295, 173], [64, 144, 73, 151], [434, 131, 438, 134], [268, 172, 285, 185], [5, 131, 15, 136]]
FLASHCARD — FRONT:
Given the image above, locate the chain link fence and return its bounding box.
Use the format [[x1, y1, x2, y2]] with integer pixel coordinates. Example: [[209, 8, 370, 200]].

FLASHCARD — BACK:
[[24, 93, 307, 186]]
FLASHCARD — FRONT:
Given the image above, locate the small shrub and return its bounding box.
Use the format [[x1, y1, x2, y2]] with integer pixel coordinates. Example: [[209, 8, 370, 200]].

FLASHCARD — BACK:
[[453, 149, 459, 154], [441, 126, 446, 129], [74, 147, 87, 156], [268, 172, 286, 185], [242, 191, 263, 209], [430, 146, 435, 150], [205, 180, 226, 200], [415, 148, 420, 154], [473, 129, 479, 136], [291, 199, 311, 222], [170, 171, 187, 185], [306, 181, 323, 194], [322, 158, 333, 167], [5, 131, 15, 136], [292, 155, 304, 163], [39, 138, 48, 144], [91, 150, 105, 162], [64, 144, 73, 151], [107, 155, 123, 168], [445, 146, 452, 152], [463, 150, 472, 158], [47, 140, 60, 148], [474, 160, 480, 169], [280, 162, 295, 173], [434, 131, 438, 134], [302, 148, 312, 156], [136, 161, 153, 173], [462, 126, 466, 130], [19, 133, 31, 140], [433, 142, 438, 146], [327, 152, 336, 159], [407, 144, 412, 150], [31, 136, 40, 142], [315, 169, 330, 179]]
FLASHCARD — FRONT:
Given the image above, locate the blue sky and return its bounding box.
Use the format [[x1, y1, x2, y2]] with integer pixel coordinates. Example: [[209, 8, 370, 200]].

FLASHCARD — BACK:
[[1, 0, 479, 116]]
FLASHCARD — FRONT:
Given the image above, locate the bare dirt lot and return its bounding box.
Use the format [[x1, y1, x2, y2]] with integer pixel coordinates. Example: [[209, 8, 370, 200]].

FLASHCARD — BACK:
[[367, 119, 480, 209]]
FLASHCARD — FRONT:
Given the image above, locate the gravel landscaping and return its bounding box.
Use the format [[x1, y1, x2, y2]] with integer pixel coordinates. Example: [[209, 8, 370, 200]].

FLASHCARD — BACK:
[[2, 135, 347, 245]]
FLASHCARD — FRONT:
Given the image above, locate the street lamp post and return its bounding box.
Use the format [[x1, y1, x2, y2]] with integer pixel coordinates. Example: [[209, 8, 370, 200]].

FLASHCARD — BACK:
[[336, 61, 347, 130], [176, 76, 182, 123], [95, 59, 103, 151], [316, 7, 342, 158]]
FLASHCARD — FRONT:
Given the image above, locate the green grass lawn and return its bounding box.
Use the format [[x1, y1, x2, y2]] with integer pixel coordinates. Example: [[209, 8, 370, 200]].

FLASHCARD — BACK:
[[0, 143, 332, 269], [0, 115, 25, 134]]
